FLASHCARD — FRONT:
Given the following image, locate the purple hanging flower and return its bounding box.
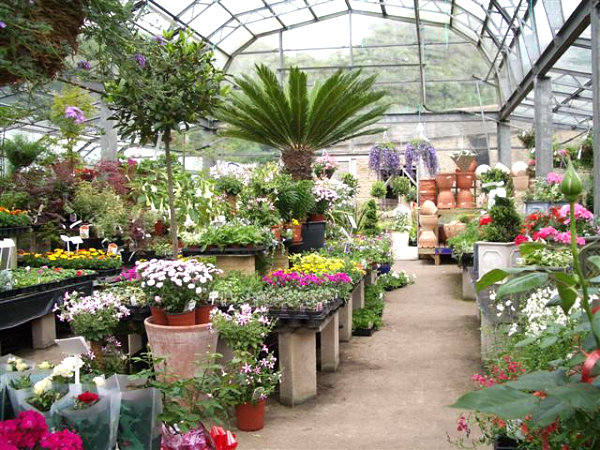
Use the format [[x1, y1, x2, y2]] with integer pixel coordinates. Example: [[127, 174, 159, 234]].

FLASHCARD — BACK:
[[405, 140, 438, 177], [0, 21, 6, 29], [134, 53, 147, 68], [369, 143, 401, 174], [64, 106, 86, 124], [77, 60, 91, 70]]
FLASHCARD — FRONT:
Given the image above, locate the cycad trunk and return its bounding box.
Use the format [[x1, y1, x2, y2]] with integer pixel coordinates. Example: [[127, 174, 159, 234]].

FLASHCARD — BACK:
[[281, 148, 315, 180]]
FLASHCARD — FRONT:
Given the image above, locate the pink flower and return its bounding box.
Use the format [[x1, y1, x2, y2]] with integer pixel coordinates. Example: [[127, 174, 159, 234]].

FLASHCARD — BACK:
[[558, 203, 594, 223], [514, 234, 529, 245], [532, 226, 558, 241], [457, 415, 470, 435], [554, 231, 586, 246], [546, 172, 563, 184]]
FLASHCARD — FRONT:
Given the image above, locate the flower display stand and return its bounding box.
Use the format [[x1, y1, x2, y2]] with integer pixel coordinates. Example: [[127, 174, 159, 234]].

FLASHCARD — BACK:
[[351, 279, 365, 310], [277, 310, 340, 406], [338, 297, 353, 342], [270, 248, 289, 272]]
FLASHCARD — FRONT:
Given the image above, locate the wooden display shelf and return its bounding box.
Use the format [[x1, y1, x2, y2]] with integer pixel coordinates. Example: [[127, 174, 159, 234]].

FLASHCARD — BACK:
[[418, 246, 452, 266]]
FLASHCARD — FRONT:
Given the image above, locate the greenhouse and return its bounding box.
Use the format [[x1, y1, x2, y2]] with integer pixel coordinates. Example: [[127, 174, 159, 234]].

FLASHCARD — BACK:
[[0, 0, 599, 448]]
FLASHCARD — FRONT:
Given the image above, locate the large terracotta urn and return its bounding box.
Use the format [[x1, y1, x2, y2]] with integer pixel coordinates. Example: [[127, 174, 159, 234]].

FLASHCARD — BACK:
[[419, 214, 439, 248], [435, 173, 456, 209], [419, 179, 437, 206], [144, 318, 218, 380], [456, 172, 475, 208]]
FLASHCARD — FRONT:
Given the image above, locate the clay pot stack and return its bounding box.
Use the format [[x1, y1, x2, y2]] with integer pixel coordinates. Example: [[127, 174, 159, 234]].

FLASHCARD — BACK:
[[419, 179, 436, 206], [435, 173, 456, 208], [456, 172, 475, 208], [418, 200, 439, 248]]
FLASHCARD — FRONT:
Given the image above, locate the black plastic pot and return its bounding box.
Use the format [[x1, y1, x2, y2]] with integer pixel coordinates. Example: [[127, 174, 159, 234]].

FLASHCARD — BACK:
[[493, 436, 519, 450], [288, 221, 326, 253], [353, 326, 375, 336]]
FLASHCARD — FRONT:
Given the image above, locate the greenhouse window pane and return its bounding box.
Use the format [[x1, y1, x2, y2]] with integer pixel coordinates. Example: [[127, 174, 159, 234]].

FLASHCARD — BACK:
[[188, 3, 232, 36], [219, 28, 254, 54], [311, 0, 348, 17], [384, 5, 415, 20], [220, 0, 264, 15], [533, 0, 553, 53], [349, 0, 382, 14], [283, 15, 349, 49], [554, 46, 591, 74], [455, 0, 486, 20], [245, 17, 282, 35], [276, 7, 315, 27]]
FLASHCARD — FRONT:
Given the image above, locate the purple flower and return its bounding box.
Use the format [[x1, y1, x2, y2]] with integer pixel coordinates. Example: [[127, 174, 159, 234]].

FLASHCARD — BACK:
[[134, 53, 147, 68], [152, 35, 166, 45], [0, 21, 6, 29], [64, 106, 86, 124], [77, 60, 91, 71]]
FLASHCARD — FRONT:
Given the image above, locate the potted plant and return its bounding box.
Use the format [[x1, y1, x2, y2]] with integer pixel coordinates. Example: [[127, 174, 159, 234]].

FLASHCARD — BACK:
[[476, 196, 522, 278], [451, 149, 477, 172], [210, 162, 249, 209], [370, 181, 387, 200], [54, 291, 130, 368], [313, 152, 338, 179], [105, 30, 224, 258], [223, 349, 281, 432], [136, 259, 221, 326], [368, 143, 401, 177], [217, 64, 387, 181], [524, 172, 568, 214], [310, 182, 339, 222], [405, 139, 439, 180], [390, 176, 412, 206]]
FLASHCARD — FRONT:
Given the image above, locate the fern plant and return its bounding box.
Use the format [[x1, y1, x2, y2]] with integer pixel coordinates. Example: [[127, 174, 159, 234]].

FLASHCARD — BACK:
[[217, 64, 388, 180], [1, 134, 47, 171]]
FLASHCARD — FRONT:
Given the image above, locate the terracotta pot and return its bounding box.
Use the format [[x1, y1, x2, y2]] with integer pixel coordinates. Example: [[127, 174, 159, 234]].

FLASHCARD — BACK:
[[456, 172, 474, 190], [308, 213, 326, 222], [420, 200, 438, 216], [144, 318, 218, 379], [150, 306, 168, 326], [456, 190, 475, 208], [435, 173, 455, 190], [154, 221, 166, 236], [437, 190, 456, 209], [235, 399, 266, 431], [467, 159, 477, 172], [270, 225, 282, 240], [436, 173, 456, 209], [226, 194, 237, 210], [419, 179, 436, 192], [290, 223, 302, 244], [419, 214, 438, 231], [443, 222, 467, 239], [195, 305, 215, 324], [166, 310, 196, 326], [419, 230, 438, 248], [419, 193, 436, 206], [512, 175, 529, 191]]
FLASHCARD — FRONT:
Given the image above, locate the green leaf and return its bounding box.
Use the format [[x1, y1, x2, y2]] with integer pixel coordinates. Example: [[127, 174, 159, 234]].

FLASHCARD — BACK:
[[531, 396, 574, 427], [505, 369, 567, 391], [540, 335, 559, 348], [476, 268, 509, 292], [546, 294, 562, 307], [517, 241, 547, 256], [515, 336, 537, 348], [546, 383, 600, 412], [587, 255, 600, 271], [496, 272, 549, 299], [450, 385, 538, 419], [553, 272, 579, 314]]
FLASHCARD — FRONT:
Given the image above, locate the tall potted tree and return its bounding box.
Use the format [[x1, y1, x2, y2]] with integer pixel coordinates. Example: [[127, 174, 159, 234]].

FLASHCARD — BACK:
[[105, 30, 224, 257], [216, 64, 388, 180]]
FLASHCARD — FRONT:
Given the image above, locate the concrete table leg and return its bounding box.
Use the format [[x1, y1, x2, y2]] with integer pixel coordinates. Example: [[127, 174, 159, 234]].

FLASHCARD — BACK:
[[352, 280, 365, 311], [338, 298, 353, 342], [215, 255, 256, 275], [278, 330, 317, 406], [320, 312, 339, 372], [462, 270, 476, 301], [31, 313, 56, 349], [364, 269, 377, 286]]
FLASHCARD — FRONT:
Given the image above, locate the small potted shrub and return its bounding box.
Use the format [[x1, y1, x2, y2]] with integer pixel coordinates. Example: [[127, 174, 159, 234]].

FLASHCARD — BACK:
[[370, 180, 387, 200], [313, 152, 338, 179], [390, 176, 412, 205], [476, 197, 522, 278]]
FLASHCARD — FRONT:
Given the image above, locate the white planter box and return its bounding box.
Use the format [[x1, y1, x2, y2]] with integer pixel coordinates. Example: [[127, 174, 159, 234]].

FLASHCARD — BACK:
[[476, 242, 520, 279]]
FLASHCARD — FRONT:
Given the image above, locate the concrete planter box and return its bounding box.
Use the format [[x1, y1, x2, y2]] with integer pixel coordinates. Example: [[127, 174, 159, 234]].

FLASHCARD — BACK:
[[475, 242, 520, 279], [525, 201, 569, 215]]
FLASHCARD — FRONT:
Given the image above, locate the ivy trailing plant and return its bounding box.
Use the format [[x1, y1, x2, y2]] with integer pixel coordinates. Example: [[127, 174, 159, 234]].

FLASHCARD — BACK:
[[105, 30, 225, 257], [452, 161, 600, 448]]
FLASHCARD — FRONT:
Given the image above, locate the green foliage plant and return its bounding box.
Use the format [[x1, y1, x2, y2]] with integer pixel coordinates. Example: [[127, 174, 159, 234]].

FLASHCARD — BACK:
[[390, 176, 412, 198], [481, 197, 522, 243], [340, 172, 358, 197], [105, 30, 224, 257], [370, 180, 387, 199], [1, 134, 47, 171], [357, 200, 380, 236], [216, 64, 388, 180]]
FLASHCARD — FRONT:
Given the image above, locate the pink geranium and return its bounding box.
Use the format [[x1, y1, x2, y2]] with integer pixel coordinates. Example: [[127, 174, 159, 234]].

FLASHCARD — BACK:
[[558, 203, 594, 223], [532, 226, 558, 241], [554, 231, 586, 246], [545, 172, 563, 184]]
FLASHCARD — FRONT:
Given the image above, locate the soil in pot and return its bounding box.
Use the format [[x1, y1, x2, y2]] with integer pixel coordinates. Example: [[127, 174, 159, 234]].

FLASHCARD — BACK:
[[235, 399, 266, 431], [166, 310, 196, 326], [150, 307, 168, 326]]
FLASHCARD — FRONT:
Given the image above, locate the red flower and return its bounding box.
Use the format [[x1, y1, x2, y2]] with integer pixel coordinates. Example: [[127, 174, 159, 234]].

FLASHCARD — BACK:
[[76, 391, 99, 405], [76, 270, 83, 277], [514, 234, 529, 245], [479, 216, 492, 226]]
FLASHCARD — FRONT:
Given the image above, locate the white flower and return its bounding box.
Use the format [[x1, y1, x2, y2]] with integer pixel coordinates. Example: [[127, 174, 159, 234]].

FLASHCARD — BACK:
[[93, 376, 105, 386], [52, 365, 73, 379], [16, 362, 29, 372], [38, 361, 53, 370], [33, 377, 52, 395]]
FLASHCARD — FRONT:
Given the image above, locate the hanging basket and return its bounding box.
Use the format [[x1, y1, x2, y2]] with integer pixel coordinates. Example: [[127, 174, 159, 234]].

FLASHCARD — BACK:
[[451, 155, 476, 172], [0, 0, 86, 85]]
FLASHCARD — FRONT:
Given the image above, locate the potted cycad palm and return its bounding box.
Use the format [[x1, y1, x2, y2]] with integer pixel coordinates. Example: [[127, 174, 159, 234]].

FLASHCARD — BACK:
[[216, 64, 388, 180]]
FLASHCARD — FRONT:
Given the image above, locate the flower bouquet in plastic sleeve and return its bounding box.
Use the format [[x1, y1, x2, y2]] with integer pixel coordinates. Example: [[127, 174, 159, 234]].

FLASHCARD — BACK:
[[52, 390, 117, 450], [6, 371, 53, 418], [161, 423, 214, 450], [98, 374, 162, 450], [0, 355, 36, 420]]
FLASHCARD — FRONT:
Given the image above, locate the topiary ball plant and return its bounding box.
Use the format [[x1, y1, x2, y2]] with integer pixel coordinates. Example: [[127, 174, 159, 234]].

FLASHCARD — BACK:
[[370, 181, 387, 199], [360, 199, 380, 236], [482, 197, 522, 243]]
